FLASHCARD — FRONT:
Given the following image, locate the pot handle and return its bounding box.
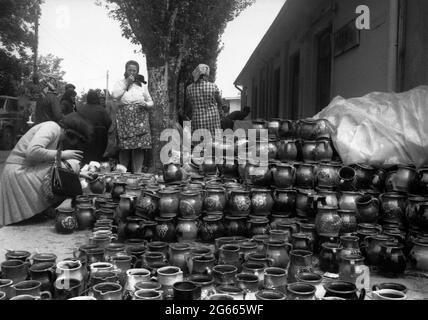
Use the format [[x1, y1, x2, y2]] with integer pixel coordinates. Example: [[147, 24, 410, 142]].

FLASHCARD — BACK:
[[372, 284, 380, 292], [130, 255, 138, 268], [267, 258, 276, 267]]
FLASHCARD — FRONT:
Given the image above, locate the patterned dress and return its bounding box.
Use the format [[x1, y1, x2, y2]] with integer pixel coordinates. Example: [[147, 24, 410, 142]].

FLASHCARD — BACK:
[[112, 79, 154, 150], [186, 80, 221, 137]]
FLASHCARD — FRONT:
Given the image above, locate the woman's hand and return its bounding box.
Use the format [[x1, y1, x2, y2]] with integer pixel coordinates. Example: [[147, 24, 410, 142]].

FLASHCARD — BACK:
[[61, 150, 84, 161]]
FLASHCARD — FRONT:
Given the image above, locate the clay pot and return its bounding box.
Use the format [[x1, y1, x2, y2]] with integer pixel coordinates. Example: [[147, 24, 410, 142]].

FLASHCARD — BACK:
[[179, 191, 203, 218], [112, 182, 127, 201], [352, 164, 376, 189], [118, 195, 137, 219], [277, 218, 300, 234], [296, 119, 317, 140], [32, 253, 57, 265], [364, 234, 394, 266], [251, 188, 274, 216], [338, 254, 366, 284], [168, 243, 192, 273], [315, 207, 342, 237], [245, 162, 271, 186], [176, 217, 199, 242], [299, 223, 317, 252], [5, 250, 31, 262], [295, 163, 316, 189], [55, 208, 77, 234], [272, 163, 296, 189], [407, 196, 428, 228], [265, 240, 292, 269], [272, 189, 296, 216], [314, 138, 333, 162], [270, 214, 292, 230], [239, 242, 258, 261], [229, 189, 252, 217], [316, 189, 338, 209], [372, 168, 387, 192], [267, 138, 279, 160], [296, 189, 318, 219], [188, 274, 215, 300], [263, 267, 287, 292], [416, 167, 428, 195], [224, 216, 248, 237], [338, 210, 358, 234], [409, 239, 428, 272], [287, 250, 313, 283], [163, 163, 183, 183], [356, 195, 380, 224], [136, 191, 159, 220], [124, 216, 144, 239], [301, 140, 317, 163], [267, 119, 281, 136], [319, 243, 342, 273], [277, 140, 298, 161], [155, 216, 176, 242], [291, 233, 312, 251], [323, 281, 365, 300], [203, 187, 226, 213], [89, 177, 106, 194], [378, 242, 406, 275], [387, 165, 416, 193], [338, 166, 357, 191], [339, 191, 364, 211], [187, 255, 216, 275], [279, 120, 294, 138], [248, 217, 270, 237], [200, 216, 225, 242], [75, 204, 96, 230], [340, 236, 362, 258], [380, 192, 407, 225], [212, 265, 238, 286], [158, 189, 180, 215], [93, 282, 122, 300], [316, 162, 341, 189]]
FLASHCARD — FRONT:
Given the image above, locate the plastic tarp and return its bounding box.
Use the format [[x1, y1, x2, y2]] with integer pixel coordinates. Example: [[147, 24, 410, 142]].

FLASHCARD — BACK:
[[313, 86, 428, 168]]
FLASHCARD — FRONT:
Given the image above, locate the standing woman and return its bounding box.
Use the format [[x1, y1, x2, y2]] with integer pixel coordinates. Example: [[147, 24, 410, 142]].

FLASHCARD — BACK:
[[112, 60, 154, 173], [186, 64, 223, 138]]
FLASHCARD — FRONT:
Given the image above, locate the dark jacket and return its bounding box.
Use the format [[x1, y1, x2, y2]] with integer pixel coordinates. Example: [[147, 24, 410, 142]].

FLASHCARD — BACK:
[[77, 103, 112, 129], [34, 92, 63, 124]]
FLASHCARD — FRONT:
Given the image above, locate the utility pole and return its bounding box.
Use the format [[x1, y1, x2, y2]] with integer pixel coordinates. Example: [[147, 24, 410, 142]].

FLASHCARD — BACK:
[[105, 70, 109, 103]]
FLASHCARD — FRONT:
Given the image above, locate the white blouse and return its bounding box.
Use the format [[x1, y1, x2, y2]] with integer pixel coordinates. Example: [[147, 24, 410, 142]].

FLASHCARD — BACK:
[[112, 79, 154, 106]]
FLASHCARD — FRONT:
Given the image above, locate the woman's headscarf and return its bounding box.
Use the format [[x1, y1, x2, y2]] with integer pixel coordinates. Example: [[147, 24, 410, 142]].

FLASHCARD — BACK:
[[124, 60, 147, 87], [192, 64, 210, 82]]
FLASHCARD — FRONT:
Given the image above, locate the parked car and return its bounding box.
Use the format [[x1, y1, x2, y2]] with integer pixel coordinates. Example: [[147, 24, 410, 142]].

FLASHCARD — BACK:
[[0, 95, 30, 150]]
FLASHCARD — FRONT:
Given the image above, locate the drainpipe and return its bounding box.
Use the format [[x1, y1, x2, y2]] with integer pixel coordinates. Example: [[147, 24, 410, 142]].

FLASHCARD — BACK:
[[388, 0, 399, 92]]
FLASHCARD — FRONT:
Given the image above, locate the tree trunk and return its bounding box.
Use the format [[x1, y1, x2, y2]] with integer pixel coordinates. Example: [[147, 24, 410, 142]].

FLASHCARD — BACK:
[[147, 57, 181, 172]]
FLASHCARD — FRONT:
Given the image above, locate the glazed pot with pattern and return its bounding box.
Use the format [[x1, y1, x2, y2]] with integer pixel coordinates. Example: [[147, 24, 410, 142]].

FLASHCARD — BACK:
[[316, 189, 338, 209], [224, 216, 248, 237], [277, 140, 298, 162], [339, 191, 364, 211], [229, 190, 252, 217], [378, 242, 406, 275], [200, 216, 225, 243], [203, 188, 226, 213], [179, 191, 203, 218], [379, 192, 407, 225], [295, 163, 316, 189], [251, 188, 274, 216], [339, 236, 362, 260], [319, 243, 342, 273], [158, 189, 180, 216], [154, 215, 176, 242], [407, 196, 428, 228], [356, 195, 380, 224], [297, 119, 330, 140], [55, 208, 77, 234], [248, 217, 270, 237], [316, 162, 341, 189], [338, 210, 358, 234], [176, 217, 199, 242], [287, 250, 313, 283], [245, 162, 271, 187], [273, 189, 296, 216], [136, 191, 159, 221], [315, 207, 342, 237], [352, 164, 376, 189], [272, 163, 296, 189], [416, 167, 428, 195]]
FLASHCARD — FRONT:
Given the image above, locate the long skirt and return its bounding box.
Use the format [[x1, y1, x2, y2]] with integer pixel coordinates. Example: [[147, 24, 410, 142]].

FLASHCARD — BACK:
[[0, 160, 80, 226], [116, 104, 151, 150]]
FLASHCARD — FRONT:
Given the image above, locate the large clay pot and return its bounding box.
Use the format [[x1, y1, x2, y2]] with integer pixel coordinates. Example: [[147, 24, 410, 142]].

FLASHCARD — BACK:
[[272, 163, 296, 189], [158, 190, 180, 215], [224, 216, 248, 237], [277, 140, 298, 161], [339, 191, 364, 211], [75, 204, 96, 230], [265, 240, 292, 269], [296, 119, 318, 140], [287, 250, 313, 283], [339, 236, 362, 259], [352, 164, 376, 189], [155, 216, 176, 242], [388, 165, 416, 193], [200, 216, 225, 242], [136, 191, 159, 220], [302, 140, 317, 163], [229, 190, 252, 217], [251, 188, 274, 216], [356, 195, 380, 224], [378, 242, 406, 275], [380, 192, 407, 225], [338, 210, 358, 234], [248, 217, 270, 237], [295, 163, 316, 189], [176, 217, 199, 242], [315, 207, 342, 237], [55, 208, 77, 234], [319, 243, 342, 273], [245, 162, 271, 186], [203, 188, 226, 213], [316, 162, 341, 189], [179, 191, 203, 218], [314, 138, 333, 162], [364, 234, 394, 266], [409, 239, 428, 272], [279, 120, 294, 138], [163, 163, 183, 183], [273, 189, 297, 216]]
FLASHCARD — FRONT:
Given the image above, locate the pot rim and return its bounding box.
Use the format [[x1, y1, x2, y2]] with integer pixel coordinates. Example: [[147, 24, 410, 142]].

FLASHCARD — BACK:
[[287, 282, 316, 295]]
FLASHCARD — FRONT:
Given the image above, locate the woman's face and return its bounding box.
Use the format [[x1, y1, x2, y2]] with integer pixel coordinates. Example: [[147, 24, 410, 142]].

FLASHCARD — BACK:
[[126, 64, 138, 78]]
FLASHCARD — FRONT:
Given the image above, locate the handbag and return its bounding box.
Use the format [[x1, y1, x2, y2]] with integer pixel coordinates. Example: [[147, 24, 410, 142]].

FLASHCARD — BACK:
[[43, 149, 83, 201]]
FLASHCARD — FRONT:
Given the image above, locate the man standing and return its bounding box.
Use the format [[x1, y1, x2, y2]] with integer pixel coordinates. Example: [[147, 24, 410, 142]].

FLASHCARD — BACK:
[[34, 75, 64, 124]]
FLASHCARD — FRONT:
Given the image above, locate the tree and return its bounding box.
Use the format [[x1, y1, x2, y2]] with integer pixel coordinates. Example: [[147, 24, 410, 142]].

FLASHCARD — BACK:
[[99, 0, 254, 170], [0, 0, 43, 95]]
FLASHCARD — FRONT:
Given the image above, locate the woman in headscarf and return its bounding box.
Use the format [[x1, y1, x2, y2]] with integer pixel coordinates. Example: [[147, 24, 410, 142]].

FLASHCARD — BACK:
[[0, 113, 93, 226], [112, 60, 154, 173], [186, 64, 223, 138]]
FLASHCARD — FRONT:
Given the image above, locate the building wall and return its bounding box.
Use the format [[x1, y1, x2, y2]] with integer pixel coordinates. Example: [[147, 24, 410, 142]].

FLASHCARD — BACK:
[[237, 0, 393, 120]]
